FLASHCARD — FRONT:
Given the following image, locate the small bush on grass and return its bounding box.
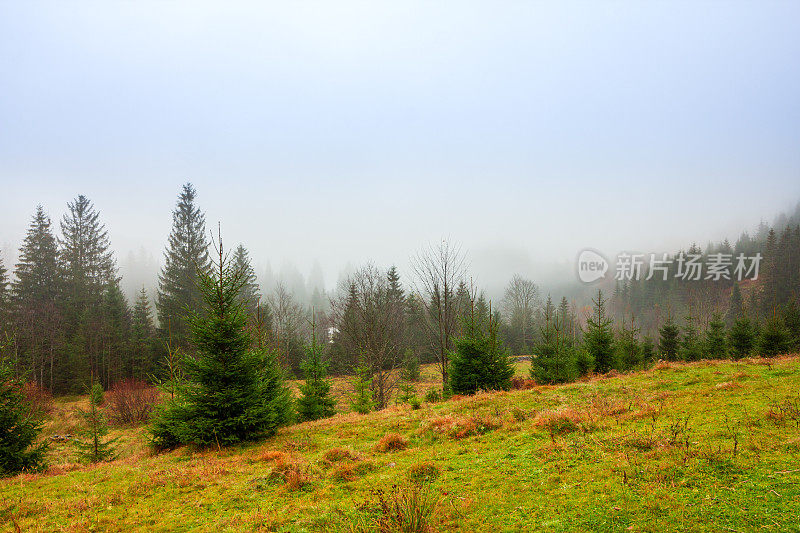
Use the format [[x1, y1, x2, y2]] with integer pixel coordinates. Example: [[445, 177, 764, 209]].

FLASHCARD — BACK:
[[423, 389, 441, 403], [322, 447, 359, 466], [375, 433, 408, 452], [350, 482, 439, 533], [106, 378, 160, 425], [267, 457, 312, 491], [407, 462, 440, 483], [533, 407, 583, 441], [332, 461, 375, 482]]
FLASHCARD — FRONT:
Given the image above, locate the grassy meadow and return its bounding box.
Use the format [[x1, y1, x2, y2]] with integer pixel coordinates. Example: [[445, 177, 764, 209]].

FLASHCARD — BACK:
[[2, 356, 799, 532]]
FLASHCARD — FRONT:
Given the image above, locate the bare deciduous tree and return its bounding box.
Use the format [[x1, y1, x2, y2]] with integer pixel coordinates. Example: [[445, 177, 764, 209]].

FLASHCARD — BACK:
[[330, 264, 403, 409], [502, 275, 541, 353], [411, 238, 467, 386]]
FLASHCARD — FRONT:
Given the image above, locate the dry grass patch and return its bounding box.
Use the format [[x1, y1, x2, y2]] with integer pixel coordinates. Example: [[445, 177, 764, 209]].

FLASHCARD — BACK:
[[267, 456, 312, 491], [332, 460, 375, 482], [321, 447, 360, 466], [715, 381, 741, 390], [375, 433, 408, 452], [425, 414, 502, 440], [533, 407, 583, 439]]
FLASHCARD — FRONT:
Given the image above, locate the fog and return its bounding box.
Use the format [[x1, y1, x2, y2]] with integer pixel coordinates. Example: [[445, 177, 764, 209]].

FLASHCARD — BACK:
[[2, 2, 799, 304]]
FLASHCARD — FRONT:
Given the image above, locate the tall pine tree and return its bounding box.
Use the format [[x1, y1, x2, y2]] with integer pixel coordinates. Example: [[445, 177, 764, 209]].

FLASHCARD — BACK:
[[157, 183, 210, 349], [59, 195, 118, 389], [130, 288, 157, 380], [584, 290, 616, 373], [12, 207, 63, 391]]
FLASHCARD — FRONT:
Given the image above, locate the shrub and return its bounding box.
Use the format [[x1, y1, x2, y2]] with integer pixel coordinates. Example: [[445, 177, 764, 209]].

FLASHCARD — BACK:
[[375, 433, 408, 452], [349, 365, 375, 415], [322, 447, 359, 465], [510, 377, 536, 390], [423, 389, 441, 403], [407, 462, 440, 483], [106, 378, 160, 425], [426, 415, 501, 440], [267, 457, 312, 490], [370, 482, 438, 533], [332, 460, 374, 482], [533, 407, 583, 440]]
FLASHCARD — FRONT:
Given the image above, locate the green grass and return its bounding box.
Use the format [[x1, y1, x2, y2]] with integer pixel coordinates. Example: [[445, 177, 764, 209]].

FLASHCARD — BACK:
[[2, 356, 800, 532]]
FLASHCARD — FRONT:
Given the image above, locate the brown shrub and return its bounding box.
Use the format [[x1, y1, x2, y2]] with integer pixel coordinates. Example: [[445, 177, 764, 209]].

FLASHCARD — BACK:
[[426, 415, 502, 440], [22, 382, 55, 418], [375, 433, 408, 452], [533, 407, 583, 439], [267, 457, 312, 490], [106, 378, 160, 425], [258, 450, 289, 463], [654, 360, 671, 370], [321, 447, 359, 466], [332, 460, 375, 482], [510, 377, 537, 390]]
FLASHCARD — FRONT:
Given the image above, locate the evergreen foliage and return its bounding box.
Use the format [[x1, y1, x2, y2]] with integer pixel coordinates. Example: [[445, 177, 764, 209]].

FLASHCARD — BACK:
[[759, 312, 790, 356], [680, 316, 703, 362], [530, 296, 577, 384], [75, 381, 117, 463], [449, 312, 514, 395], [130, 288, 157, 379], [150, 236, 292, 449], [641, 336, 655, 365], [400, 349, 421, 382], [729, 315, 755, 359], [704, 314, 728, 359], [584, 290, 616, 373], [616, 317, 642, 370], [349, 363, 375, 415], [658, 315, 680, 361], [783, 301, 800, 352], [296, 321, 336, 422], [157, 183, 210, 349], [0, 359, 47, 476]]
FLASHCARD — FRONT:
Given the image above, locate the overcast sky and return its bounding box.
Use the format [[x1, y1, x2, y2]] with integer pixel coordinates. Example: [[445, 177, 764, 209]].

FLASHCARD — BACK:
[[2, 1, 799, 298]]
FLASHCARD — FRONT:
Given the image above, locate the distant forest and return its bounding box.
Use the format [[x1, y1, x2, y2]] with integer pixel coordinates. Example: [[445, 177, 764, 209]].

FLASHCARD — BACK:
[[0, 183, 798, 397]]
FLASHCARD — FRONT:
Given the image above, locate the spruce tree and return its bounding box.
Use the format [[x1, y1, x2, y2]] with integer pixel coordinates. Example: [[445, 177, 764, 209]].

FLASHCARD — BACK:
[[641, 336, 655, 365], [584, 290, 616, 373], [130, 288, 157, 379], [59, 195, 118, 389], [658, 315, 680, 361], [350, 363, 375, 414], [729, 315, 754, 359], [0, 359, 47, 476], [0, 253, 8, 332], [400, 349, 421, 382], [530, 299, 577, 384], [12, 207, 63, 391], [231, 244, 260, 311], [101, 283, 131, 384], [296, 318, 336, 422], [726, 282, 744, 326], [449, 312, 514, 395], [615, 317, 642, 370], [704, 313, 728, 359], [150, 235, 291, 449], [680, 316, 702, 361], [783, 301, 800, 352], [759, 312, 790, 357], [75, 381, 117, 463], [157, 183, 210, 349]]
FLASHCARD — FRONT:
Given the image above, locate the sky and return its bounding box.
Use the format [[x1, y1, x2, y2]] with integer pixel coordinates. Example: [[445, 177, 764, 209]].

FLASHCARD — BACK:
[[1, 1, 799, 300]]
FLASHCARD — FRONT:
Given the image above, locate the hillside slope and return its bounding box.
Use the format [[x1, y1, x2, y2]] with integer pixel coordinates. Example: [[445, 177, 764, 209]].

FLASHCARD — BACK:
[[2, 357, 799, 532]]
